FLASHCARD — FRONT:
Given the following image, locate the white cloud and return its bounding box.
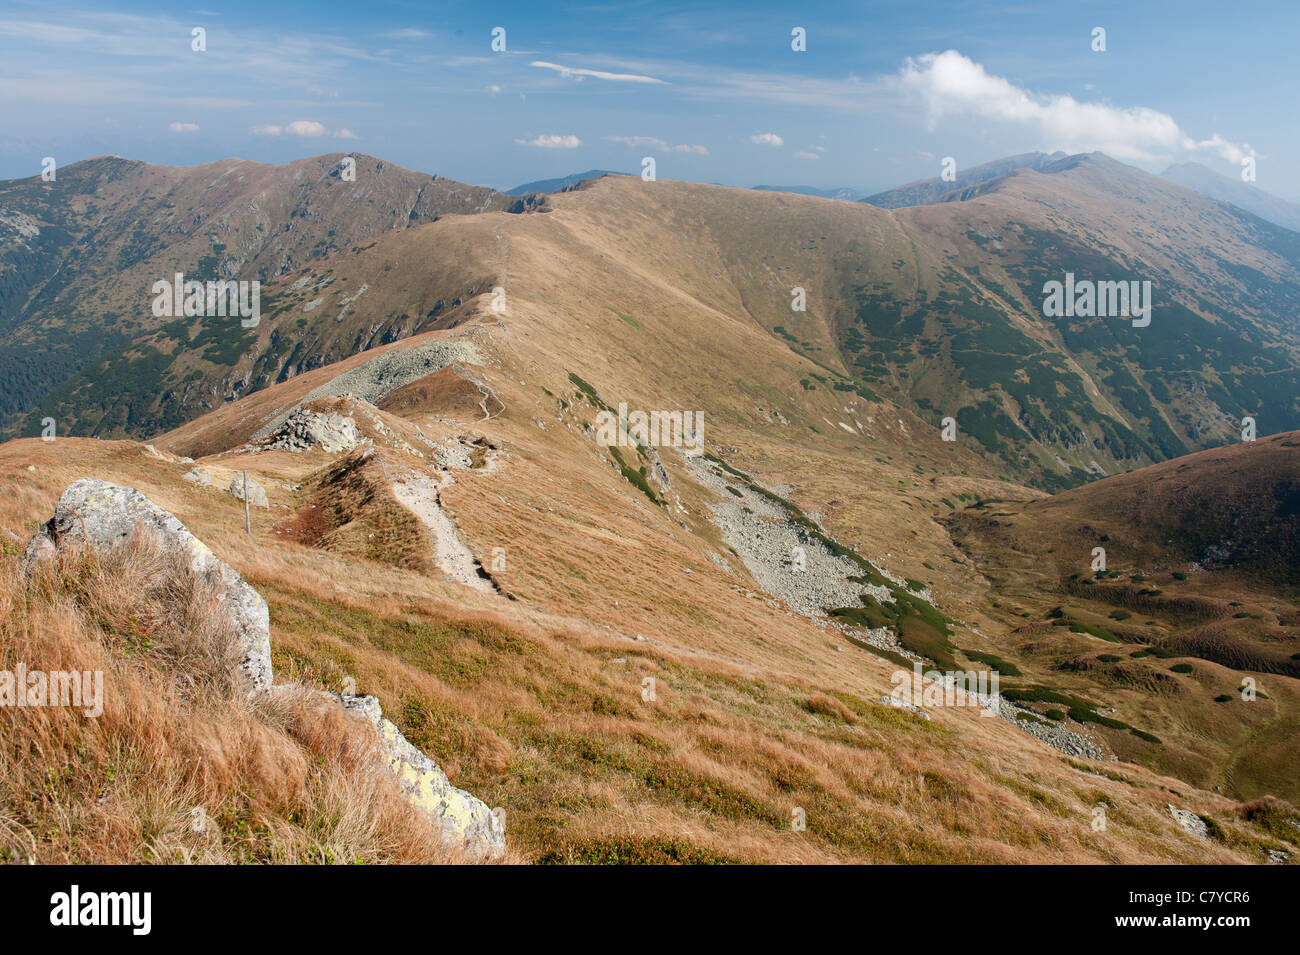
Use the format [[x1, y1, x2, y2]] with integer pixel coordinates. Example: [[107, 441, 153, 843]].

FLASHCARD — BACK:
[[896, 50, 1254, 163], [531, 61, 666, 84], [608, 135, 666, 150], [606, 135, 707, 155], [488, 84, 502, 95], [515, 134, 581, 149], [168, 121, 199, 133], [252, 121, 355, 138], [285, 120, 328, 137], [795, 150, 819, 160], [379, 28, 429, 39], [749, 132, 783, 147]]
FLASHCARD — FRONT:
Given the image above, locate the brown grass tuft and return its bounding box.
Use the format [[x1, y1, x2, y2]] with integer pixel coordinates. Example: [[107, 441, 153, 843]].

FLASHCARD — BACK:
[[0, 534, 480, 864]]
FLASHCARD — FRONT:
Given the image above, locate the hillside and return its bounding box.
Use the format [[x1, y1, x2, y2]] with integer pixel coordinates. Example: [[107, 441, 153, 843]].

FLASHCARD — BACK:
[[3, 344, 1294, 863], [506, 170, 622, 196], [7, 153, 1300, 496], [0, 153, 536, 436], [948, 432, 1300, 801], [861, 151, 1065, 208]]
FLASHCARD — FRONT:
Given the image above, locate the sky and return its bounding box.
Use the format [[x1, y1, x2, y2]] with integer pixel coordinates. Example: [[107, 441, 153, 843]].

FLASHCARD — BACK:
[[0, 0, 1295, 197]]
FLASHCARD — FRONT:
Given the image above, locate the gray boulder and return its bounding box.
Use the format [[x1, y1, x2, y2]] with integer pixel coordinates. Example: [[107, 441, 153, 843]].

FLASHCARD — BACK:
[[228, 474, 269, 508], [1168, 804, 1211, 839], [23, 478, 272, 691], [182, 467, 213, 487]]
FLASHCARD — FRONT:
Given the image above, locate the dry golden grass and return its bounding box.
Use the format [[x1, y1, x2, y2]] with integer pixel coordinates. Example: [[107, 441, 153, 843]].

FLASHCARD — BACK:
[[0, 530, 491, 864], [945, 436, 1300, 804], [3, 437, 1293, 864]]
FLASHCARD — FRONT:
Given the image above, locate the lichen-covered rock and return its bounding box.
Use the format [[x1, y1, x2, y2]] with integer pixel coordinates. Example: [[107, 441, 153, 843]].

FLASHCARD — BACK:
[[341, 694, 506, 860], [23, 478, 272, 691], [1168, 804, 1211, 838]]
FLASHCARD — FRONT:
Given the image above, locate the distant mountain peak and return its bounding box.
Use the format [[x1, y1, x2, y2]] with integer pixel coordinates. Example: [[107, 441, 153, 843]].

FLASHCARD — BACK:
[[862, 151, 1083, 209], [1161, 161, 1300, 234]]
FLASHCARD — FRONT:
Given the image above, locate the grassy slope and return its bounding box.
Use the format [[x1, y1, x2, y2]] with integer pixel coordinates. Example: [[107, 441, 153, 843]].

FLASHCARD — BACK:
[[947, 432, 1300, 802], [1, 416, 1293, 862]]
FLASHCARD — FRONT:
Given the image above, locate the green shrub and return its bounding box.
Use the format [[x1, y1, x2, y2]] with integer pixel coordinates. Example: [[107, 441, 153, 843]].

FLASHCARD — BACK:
[[1129, 729, 1162, 744], [962, 649, 1022, 677]]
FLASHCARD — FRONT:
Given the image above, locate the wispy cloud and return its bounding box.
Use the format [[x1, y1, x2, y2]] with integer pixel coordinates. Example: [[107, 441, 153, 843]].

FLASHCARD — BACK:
[[606, 135, 707, 155], [167, 121, 199, 133], [749, 132, 783, 147], [531, 61, 666, 85], [515, 134, 581, 148]]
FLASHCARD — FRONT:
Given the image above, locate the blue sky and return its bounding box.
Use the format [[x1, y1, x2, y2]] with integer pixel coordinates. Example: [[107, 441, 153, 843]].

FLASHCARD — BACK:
[[1, 0, 1294, 196]]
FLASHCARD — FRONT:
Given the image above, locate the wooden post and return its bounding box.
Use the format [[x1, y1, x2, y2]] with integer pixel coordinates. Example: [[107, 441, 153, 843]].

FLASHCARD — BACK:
[[243, 470, 251, 535]]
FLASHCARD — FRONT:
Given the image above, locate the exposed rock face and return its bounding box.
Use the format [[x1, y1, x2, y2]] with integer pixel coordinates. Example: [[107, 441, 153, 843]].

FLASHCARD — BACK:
[[25, 477, 505, 860], [263, 407, 366, 453], [24, 478, 272, 691], [253, 340, 483, 441], [341, 694, 506, 860]]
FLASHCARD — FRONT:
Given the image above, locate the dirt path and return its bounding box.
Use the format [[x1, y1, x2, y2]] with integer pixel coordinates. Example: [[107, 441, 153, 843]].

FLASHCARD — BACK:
[[387, 466, 497, 594]]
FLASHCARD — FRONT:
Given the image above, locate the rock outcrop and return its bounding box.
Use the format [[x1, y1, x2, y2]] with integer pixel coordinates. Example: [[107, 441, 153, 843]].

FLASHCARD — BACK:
[[228, 474, 269, 508], [183, 467, 214, 487], [24, 478, 272, 691], [1168, 804, 1211, 838], [341, 694, 505, 859], [263, 407, 366, 453], [24, 477, 505, 860]]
